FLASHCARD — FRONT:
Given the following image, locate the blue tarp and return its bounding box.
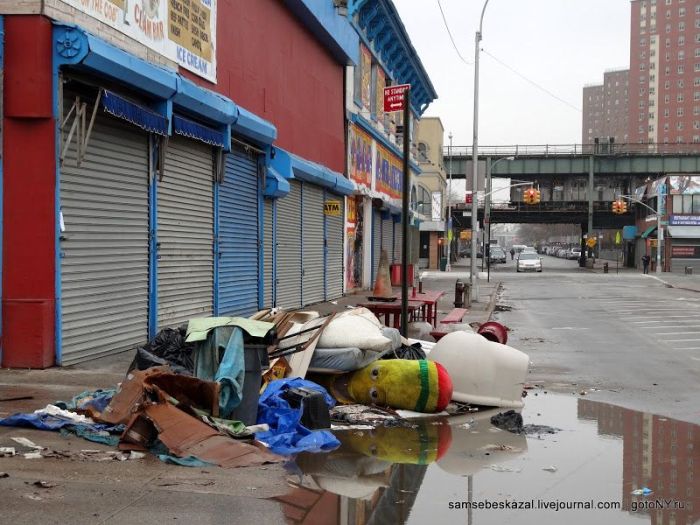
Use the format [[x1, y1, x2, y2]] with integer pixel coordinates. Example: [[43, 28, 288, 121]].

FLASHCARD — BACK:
[[256, 378, 340, 455]]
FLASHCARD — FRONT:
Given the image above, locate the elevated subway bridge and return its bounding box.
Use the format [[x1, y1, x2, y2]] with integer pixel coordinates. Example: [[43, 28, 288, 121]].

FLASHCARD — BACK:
[[443, 143, 700, 229]]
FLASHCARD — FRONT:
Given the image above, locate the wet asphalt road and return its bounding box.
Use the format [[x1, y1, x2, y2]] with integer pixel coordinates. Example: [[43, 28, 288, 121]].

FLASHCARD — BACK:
[[490, 254, 700, 424]]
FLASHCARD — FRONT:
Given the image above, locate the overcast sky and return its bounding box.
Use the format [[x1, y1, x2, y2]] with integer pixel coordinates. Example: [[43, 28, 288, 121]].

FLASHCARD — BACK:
[[393, 0, 631, 148]]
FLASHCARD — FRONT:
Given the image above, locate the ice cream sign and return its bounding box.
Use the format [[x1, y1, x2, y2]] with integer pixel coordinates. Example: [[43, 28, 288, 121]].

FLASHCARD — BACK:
[[61, 0, 217, 82]]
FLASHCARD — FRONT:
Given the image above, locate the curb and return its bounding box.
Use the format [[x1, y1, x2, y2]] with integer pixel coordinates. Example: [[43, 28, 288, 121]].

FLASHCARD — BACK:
[[645, 274, 700, 293]]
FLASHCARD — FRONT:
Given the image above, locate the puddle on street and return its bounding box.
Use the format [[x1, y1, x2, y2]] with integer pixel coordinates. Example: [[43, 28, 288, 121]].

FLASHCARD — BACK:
[[277, 393, 700, 525]]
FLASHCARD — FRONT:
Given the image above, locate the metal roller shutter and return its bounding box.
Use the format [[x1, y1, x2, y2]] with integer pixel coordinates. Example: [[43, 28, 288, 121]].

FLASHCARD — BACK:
[[394, 217, 403, 263], [60, 112, 149, 365], [372, 209, 382, 285], [276, 180, 302, 309], [325, 191, 344, 300], [158, 136, 214, 328], [217, 146, 260, 316], [382, 215, 393, 263], [263, 199, 274, 307], [302, 183, 325, 305]]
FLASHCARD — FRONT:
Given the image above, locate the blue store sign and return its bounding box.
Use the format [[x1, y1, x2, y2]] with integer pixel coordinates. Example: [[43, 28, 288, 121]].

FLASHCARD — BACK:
[[670, 215, 700, 226]]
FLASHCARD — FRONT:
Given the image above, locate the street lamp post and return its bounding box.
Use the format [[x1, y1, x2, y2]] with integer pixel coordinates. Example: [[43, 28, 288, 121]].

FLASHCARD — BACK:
[[470, 0, 490, 302], [446, 133, 453, 272], [484, 156, 515, 281]]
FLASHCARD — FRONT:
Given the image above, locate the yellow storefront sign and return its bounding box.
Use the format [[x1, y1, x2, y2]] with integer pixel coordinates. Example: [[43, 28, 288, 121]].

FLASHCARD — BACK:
[[324, 200, 342, 216], [460, 230, 472, 241]]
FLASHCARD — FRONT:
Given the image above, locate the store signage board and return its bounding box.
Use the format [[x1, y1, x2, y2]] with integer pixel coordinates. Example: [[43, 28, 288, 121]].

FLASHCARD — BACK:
[[383, 84, 410, 112], [324, 200, 341, 216], [670, 215, 700, 226], [59, 0, 217, 82]]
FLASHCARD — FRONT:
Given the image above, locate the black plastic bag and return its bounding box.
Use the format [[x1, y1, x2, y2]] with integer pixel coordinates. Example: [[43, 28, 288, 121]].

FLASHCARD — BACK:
[[128, 326, 194, 375], [382, 342, 426, 361]]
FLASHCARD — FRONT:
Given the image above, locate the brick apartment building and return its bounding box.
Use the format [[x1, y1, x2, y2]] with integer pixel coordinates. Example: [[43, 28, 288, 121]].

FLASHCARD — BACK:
[[629, 0, 700, 146], [582, 69, 630, 144]]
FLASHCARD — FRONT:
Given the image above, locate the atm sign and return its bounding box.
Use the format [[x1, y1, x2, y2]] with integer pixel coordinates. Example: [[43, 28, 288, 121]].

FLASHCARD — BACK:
[[324, 200, 342, 216]]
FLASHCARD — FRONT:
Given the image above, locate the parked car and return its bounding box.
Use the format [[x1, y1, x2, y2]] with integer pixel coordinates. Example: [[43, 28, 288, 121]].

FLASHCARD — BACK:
[[567, 248, 581, 260], [557, 248, 568, 258], [516, 252, 543, 272], [489, 246, 507, 264]]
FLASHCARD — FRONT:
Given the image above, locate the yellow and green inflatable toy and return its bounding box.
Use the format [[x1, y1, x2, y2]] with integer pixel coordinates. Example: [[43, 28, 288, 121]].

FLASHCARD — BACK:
[[323, 359, 453, 413]]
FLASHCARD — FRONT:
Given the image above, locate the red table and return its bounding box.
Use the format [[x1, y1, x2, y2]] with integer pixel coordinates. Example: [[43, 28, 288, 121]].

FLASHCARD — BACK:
[[410, 290, 446, 327], [358, 300, 424, 330]]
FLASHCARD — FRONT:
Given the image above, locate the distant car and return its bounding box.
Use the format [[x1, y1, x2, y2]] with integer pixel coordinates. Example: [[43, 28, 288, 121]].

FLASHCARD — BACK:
[[567, 248, 581, 260], [557, 248, 568, 258], [522, 246, 537, 254], [517, 252, 542, 272], [489, 247, 507, 264]]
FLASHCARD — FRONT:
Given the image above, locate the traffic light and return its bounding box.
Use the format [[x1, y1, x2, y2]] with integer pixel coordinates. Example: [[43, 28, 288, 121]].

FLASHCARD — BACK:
[[612, 199, 627, 214], [523, 188, 539, 205]]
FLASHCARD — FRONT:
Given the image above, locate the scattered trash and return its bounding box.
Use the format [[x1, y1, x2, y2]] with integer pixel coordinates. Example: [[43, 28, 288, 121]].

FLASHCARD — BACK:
[[631, 487, 654, 496], [0, 447, 16, 457], [28, 480, 56, 489], [318, 359, 452, 413], [0, 472, 8, 478], [23, 452, 42, 459], [542, 465, 558, 472], [490, 411, 524, 434], [0, 396, 34, 402], [11, 437, 44, 450], [429, 332, 529, 409], [256, 378, 339, 455], [490, 465, 522, 473], [493, 304, 513, 312]]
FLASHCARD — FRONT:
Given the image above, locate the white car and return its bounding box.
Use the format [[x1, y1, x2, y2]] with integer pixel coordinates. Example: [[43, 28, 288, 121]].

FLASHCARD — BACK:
[[516, 252, 543, 272]]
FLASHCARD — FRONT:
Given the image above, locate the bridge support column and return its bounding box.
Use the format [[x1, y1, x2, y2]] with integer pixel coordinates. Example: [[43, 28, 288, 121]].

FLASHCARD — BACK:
[[579, 223, 587, 267]]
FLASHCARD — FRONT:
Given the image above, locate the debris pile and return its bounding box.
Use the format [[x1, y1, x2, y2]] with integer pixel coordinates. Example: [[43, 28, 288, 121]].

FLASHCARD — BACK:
[[0, 305, 533, 470]]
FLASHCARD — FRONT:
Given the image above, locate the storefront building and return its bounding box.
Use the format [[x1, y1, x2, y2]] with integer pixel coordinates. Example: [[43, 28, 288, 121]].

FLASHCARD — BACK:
[[1, 1, 357, 367], [344, 0, 437, 291]]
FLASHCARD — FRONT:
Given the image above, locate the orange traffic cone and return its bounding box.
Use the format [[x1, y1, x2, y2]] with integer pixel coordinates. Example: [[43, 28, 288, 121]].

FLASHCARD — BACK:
[[370, 249, 396, 301]]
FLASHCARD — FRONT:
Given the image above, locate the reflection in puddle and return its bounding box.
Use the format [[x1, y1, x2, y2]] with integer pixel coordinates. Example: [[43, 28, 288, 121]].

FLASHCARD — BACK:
[[275, 394, 700, 525]]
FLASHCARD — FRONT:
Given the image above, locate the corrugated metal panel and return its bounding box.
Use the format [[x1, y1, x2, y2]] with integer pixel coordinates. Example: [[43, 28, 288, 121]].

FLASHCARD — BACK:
[[217, 146, 259, 316], [302, 183, 325, 305], [263, 198, 274, 307], [372, 209, 381, 283], [382, 216, 393, 263], [60, 112, 149, 365], [158, 136, 214, 328], [394, 217, 403, 263], [325, 192, 344, 300], [276, 180, 302, 309]]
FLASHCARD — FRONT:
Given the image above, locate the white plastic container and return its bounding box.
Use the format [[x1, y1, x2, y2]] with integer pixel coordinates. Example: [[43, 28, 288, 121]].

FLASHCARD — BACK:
[[428, 331, 529, 408]]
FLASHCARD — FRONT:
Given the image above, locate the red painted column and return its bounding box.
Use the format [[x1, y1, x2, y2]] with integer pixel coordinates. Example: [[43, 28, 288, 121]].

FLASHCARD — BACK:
[[2, 16, 56, 368]]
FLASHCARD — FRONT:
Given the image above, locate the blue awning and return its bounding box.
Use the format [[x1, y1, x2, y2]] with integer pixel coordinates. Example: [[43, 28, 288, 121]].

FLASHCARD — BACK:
[[263, 165, 290, 198], [232, 107, 277, 145], [172, 76, 238, 125], [101, 90, 169, 136], [173, 115, 226, 147], [271, 148, 355, 196]]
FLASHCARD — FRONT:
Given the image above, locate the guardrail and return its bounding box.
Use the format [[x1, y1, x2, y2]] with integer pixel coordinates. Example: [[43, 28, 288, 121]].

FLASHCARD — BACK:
[[443, 143, 700, 157]]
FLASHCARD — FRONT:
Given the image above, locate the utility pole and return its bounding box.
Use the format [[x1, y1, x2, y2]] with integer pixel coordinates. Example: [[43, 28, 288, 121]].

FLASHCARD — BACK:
[[446, 133, 453, 271], [471, 0, 490, 302]]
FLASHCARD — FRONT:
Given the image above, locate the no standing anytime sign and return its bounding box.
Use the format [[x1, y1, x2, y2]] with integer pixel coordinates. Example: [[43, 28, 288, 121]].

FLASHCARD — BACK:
[[384, 84, 410, 112]]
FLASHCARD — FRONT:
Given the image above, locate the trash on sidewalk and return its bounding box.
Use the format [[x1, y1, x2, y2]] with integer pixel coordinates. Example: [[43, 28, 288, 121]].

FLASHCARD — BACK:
[[28, 480, 56, 489], [429, 331, 529, 408], [316, 359, 453, 413], [255, 378, 340, 455], [542, 465, 558, 472], [490, 410, 524, 434], [0, 447, 16, 457]]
